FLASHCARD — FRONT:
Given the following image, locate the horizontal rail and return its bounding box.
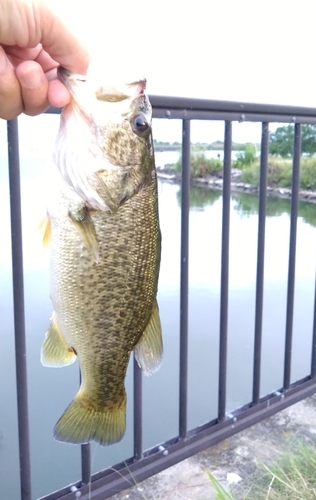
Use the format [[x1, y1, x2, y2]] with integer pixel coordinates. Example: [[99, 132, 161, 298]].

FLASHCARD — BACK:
[[48, 97, 316, 123], [149, 95, 316, 118], [39, 376, 316, 500]]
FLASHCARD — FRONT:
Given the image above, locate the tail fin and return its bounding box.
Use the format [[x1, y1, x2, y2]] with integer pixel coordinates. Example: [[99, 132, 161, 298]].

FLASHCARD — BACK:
[[54, 391, 126, 446]]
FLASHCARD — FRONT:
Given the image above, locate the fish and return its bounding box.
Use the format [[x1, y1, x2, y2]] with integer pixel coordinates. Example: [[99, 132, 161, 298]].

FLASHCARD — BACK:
[[40, 67, 162, 446]]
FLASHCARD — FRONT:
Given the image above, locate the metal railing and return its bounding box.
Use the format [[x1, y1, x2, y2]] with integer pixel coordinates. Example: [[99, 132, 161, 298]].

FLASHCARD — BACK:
[[6, 96, 316, 500]]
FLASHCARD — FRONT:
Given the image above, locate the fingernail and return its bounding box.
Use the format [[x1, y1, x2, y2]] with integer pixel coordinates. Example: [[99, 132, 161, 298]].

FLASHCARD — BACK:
[[20, 67, 44, 89]]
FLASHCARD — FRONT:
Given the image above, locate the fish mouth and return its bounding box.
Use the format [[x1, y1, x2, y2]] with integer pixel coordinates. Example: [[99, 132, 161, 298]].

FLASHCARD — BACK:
[[57, 67, 87, 87], [95, 79, 146, 103], [58, 66, 146, 100]]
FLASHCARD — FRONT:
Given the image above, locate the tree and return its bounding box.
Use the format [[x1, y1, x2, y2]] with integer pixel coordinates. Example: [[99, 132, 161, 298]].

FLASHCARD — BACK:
[[269, 125, 294, 157], [269, 124, 316, 157], [302, 125, 316, 155]]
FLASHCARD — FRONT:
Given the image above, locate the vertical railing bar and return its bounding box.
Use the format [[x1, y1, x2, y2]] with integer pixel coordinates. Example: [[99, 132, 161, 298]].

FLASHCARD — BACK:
[[311, 273, 316, 377], [81, 444, 91, 486], [79, 370, 91, 484], [252, 122, 269, 404], [179, 119, 191, 439], [133, 355, 143, 459], [7, 118, 32, 500], [218, 121, 232, 421], [283, 123, 301, 389]]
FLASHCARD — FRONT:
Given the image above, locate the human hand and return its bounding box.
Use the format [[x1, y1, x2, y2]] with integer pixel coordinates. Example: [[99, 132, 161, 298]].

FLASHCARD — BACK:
[[0, 0, 89, 119]]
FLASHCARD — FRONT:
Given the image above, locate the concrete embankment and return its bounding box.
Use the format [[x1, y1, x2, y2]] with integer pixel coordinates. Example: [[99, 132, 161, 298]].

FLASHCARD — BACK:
[[109, 395, 316, 499]]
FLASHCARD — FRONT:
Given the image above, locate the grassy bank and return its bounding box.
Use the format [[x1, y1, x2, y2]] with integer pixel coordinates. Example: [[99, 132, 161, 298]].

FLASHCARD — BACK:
[[241, 157, 316, 190], [209, 441, 316, 500], [171, 152, 316, 191], [174, 152, 223, 177]]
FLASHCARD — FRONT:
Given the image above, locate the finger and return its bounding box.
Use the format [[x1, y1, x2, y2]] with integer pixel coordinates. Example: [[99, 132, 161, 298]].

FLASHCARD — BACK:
[[6, 45, 60, 74], [15, 61, 50, 116], [48, 78, 71, 108], [0, 46, 23, 120], [40, 3, 89, 75]]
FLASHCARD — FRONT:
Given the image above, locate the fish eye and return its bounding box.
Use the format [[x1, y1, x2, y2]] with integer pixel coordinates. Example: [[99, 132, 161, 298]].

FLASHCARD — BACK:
[[131, 113, 149, 136]]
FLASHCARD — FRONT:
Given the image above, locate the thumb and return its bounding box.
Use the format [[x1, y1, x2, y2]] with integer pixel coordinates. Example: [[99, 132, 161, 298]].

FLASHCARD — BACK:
[[39, 1, 89, 75]]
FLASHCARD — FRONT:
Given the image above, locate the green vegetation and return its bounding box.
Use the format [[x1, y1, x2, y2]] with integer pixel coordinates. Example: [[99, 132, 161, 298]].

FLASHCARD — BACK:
[[206, 442, 316, 500], [170, 149, 316, 192], [163, 126, 316, 193], [235, 143, 257, 168], [240, 158, 292, 187], [247, 442, 316, 499], [240, 156, 316, 190], [174, 152, 222, 178], [269, 124, 316, 157], [207, 471, 234, 499]]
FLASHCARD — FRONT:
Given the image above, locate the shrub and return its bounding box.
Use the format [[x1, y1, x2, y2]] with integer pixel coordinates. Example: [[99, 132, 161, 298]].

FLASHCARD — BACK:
[[267, 159, 292, 187], [175, 152, 222, 177], [300, 157, 316, 190], [235, 143, 257, 168], [240, 163, 260, 185]]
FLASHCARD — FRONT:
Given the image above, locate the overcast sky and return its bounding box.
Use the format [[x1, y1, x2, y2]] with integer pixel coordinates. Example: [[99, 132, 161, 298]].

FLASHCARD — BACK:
[[3, 1, 315, 146], [57, 0, 314, 143], [70, 0, 315, 105]]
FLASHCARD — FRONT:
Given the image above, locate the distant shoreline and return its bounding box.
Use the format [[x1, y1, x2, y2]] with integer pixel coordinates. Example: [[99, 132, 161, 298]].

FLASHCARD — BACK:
[[157, 169, 316, 204]]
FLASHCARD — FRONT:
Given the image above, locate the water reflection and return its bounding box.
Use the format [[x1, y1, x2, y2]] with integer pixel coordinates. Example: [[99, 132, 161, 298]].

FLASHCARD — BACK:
[[1, 168, 316, 498], [233, 191, 316, 227], [176, 184, 222, 210]]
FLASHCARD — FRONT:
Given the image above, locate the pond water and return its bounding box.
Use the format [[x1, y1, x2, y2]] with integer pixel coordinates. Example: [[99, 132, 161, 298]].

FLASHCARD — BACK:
[[1, 147, 316, 498]]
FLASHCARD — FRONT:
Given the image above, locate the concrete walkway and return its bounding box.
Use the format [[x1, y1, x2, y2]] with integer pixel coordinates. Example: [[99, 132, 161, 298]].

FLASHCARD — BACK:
[[109, 394, 316, 499]]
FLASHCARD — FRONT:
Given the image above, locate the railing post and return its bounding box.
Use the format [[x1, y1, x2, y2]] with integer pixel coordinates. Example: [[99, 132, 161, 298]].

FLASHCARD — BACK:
[[7, 118, 32, 500], [133, 355, 143, 459], [218, 121, 232, 421], [283, 123, 301, 389], [252, 122, 269, 404], [179, 119, 190, 439]]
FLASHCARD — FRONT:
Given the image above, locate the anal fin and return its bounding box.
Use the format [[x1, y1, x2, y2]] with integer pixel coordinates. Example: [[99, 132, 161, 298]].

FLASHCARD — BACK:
[[41, 312, 76, 367], [134, 299, 163, 376]]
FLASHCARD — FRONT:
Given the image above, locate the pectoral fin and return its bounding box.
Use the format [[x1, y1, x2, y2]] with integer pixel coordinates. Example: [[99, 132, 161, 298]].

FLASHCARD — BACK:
[[41, 312, 76, 367], [39, 214, 51, 247], [96, 171, 119, 213], [69, 207, 99, 263], [134, 300, 163, 376]]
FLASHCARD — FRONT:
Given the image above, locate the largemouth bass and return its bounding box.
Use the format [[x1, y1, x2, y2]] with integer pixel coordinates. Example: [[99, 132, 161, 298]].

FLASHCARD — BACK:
[[41, 67, 162, 446]]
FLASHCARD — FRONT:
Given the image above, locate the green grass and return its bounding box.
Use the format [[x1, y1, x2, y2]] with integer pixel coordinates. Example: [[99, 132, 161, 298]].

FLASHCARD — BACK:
[[206, 441, 316, 500], [300, 158, 316, 189], [171, 153, 316, 192], [206, 471, 235, 500], [240, 158, 292, 187], [239, 156, 316, 190], [247, 442, 316, 500], [174, 152, 223, 177]]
